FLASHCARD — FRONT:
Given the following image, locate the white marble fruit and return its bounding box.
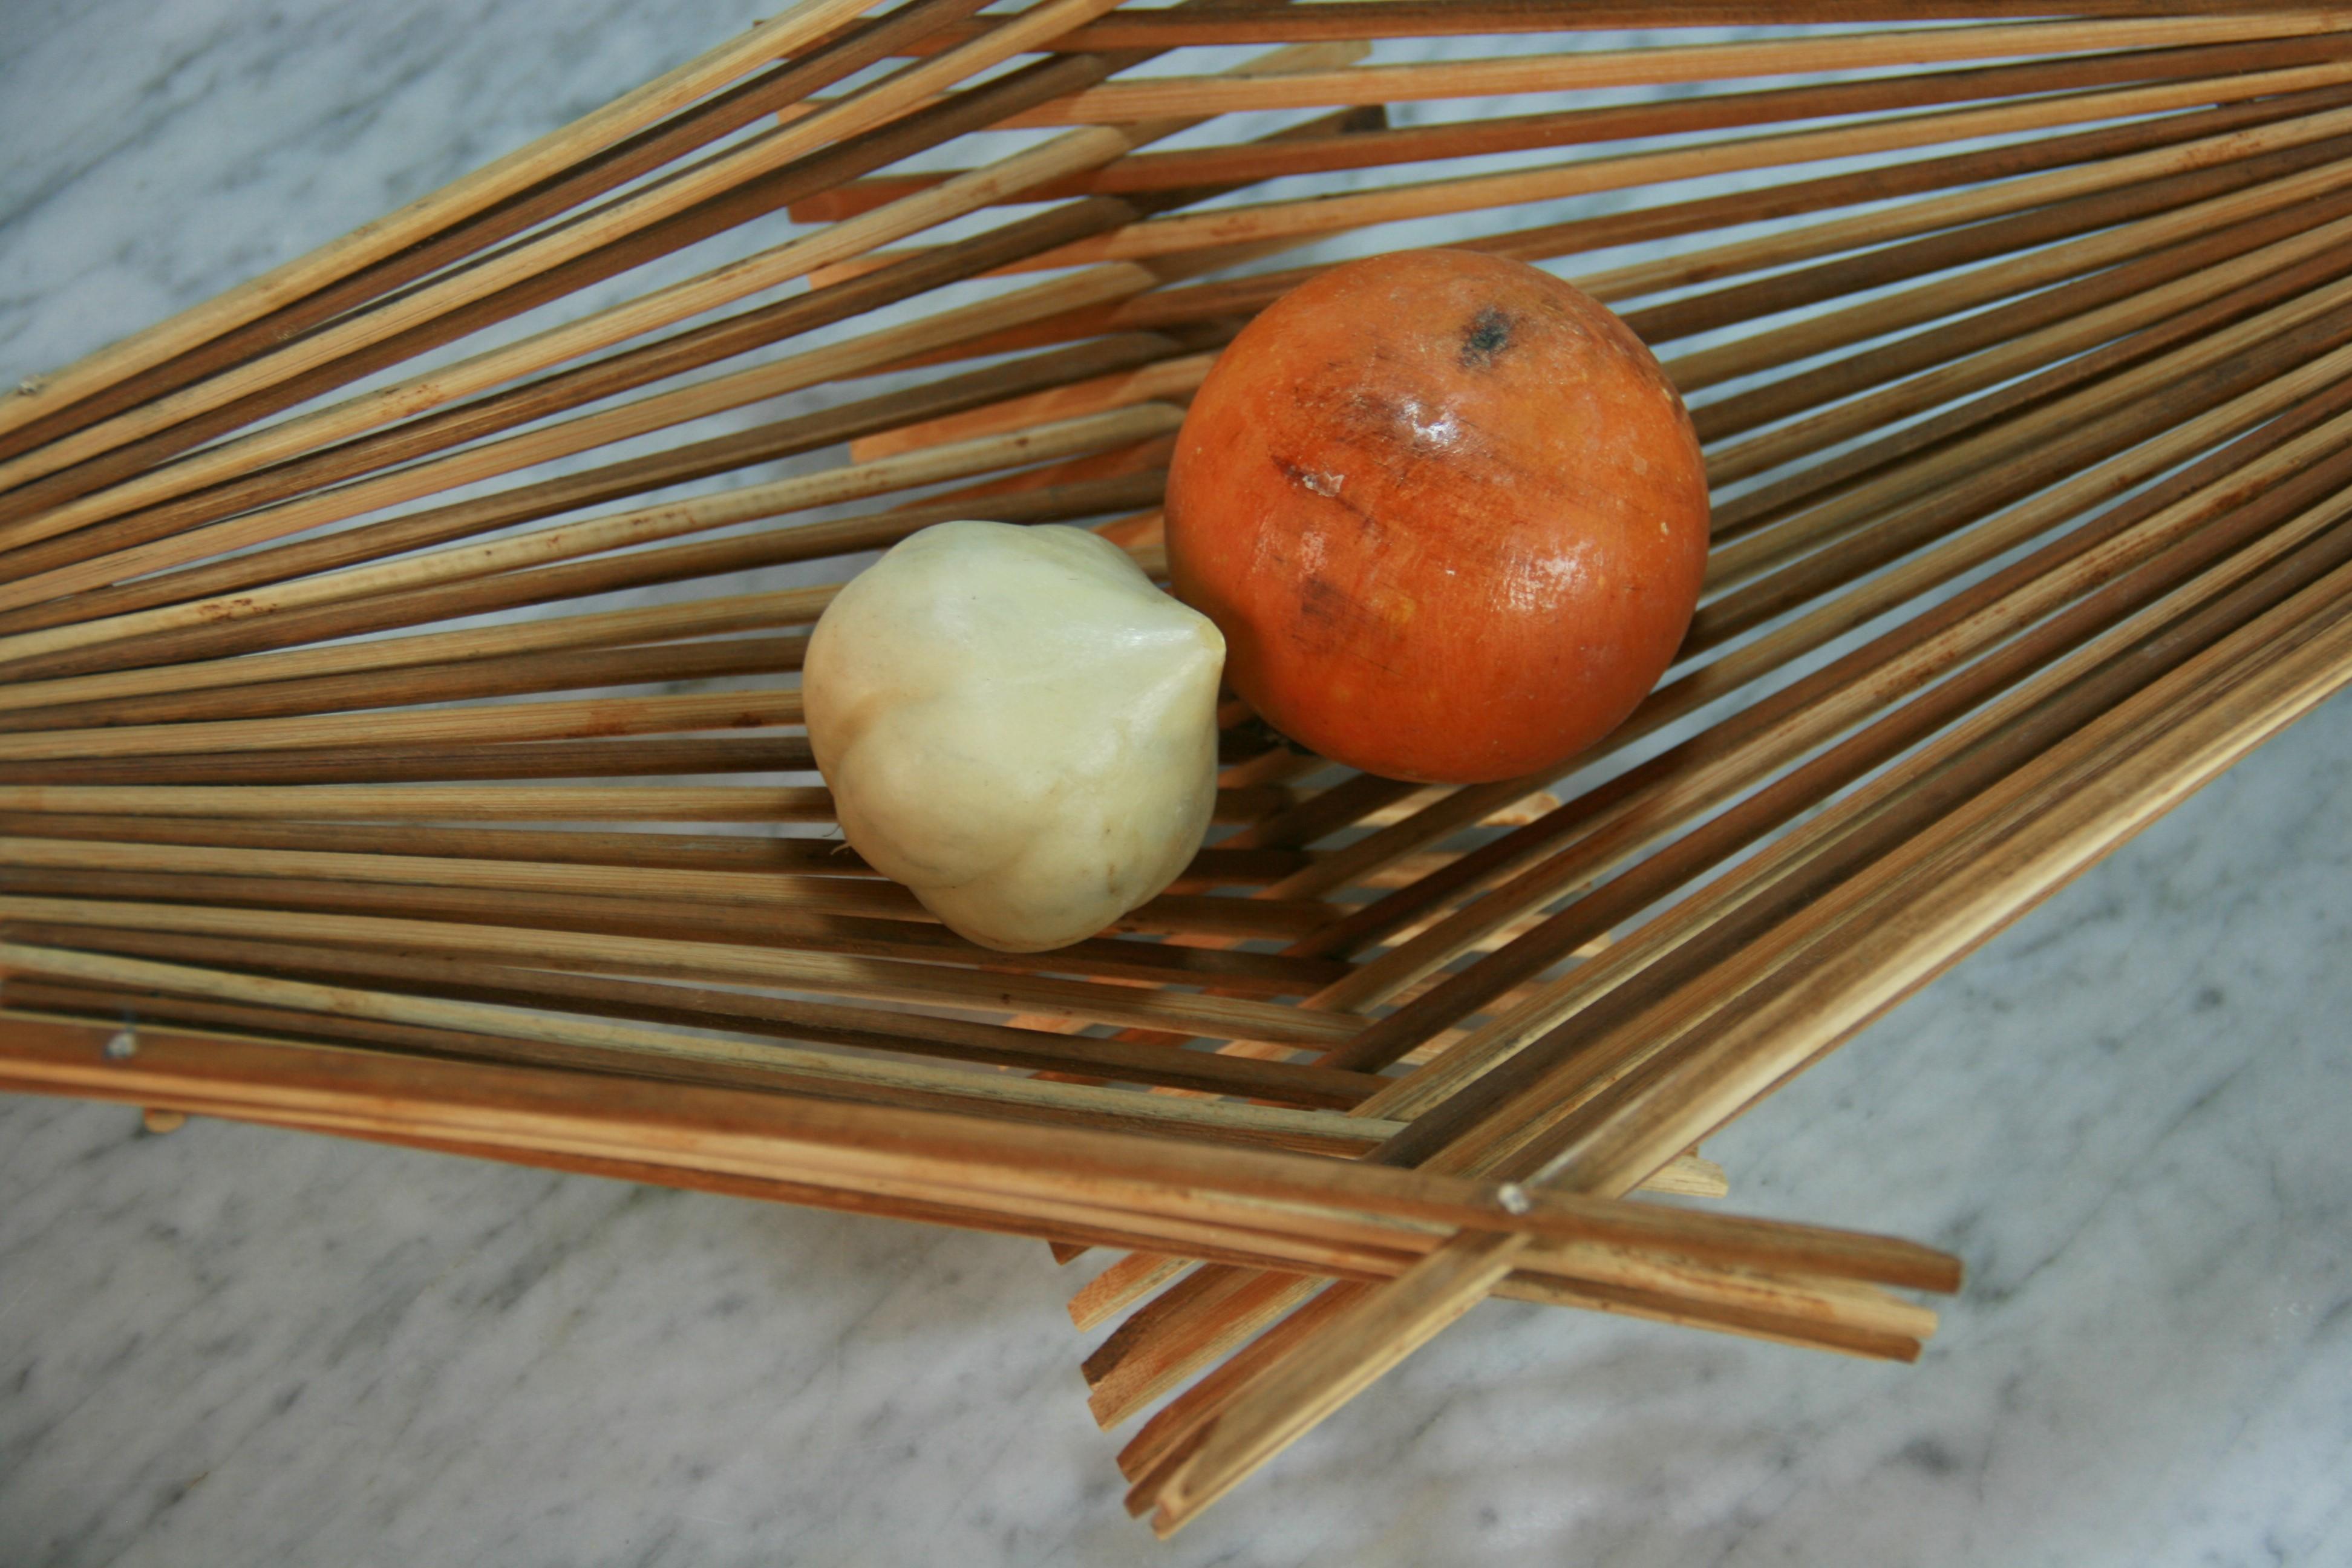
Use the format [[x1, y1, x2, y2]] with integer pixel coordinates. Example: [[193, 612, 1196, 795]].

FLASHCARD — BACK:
[[805, 522, 1224, 953]]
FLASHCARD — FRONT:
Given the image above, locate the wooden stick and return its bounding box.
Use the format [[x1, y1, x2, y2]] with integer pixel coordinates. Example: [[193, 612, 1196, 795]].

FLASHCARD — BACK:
[[0, 405, 1161, 692], [0, 840, 1340, 943], [0, 735, 824, 789], [0, 894, 1340, 1002], [0, 0, 1017, 486], [1579, 96, 2352, 301], [1634, 128, 2352, 351], [799, 37, 2352, 217], [1530, 560, 2352, 1197], [0, 1010, 1956, 1290], [849, 69, 2352, 286], [0, 689, 804, 764], [0, 238, 1155, 595], [1110, 1270, 1911, 1494], [1327, 395, 2352, 1052], [1116, 1256, 1926, 1509], [1, 978, 1061, 1106], [1663, 150, 2352, 398], [0, 942, 1365, 1105], [1067, 1145, 1731, 1329], [1439, 545, 2352, 1194], [0, 471, 1163, 690], [0, 1070, 1314, 1265], [1661, 336, 2352, 734], [0, 912, 1338, 1030], [1691, 299, 2352, 650], [1146, 1239, 1521, 1532], [0, 0, 889, 447], [853, 352, 1216, 462], [0, 34, 1364, 557], [0, 0, 1136, 523], [0, 900, 1367, 1048], [0, 1013, 1411, 1240], [0, 941, 1385, 1150], [1113, 1279, 1348, 1474], [0, 837, 898, 913], [1385, 479, 2352, 1159], [1074, 1256, 1197, 1331], [12, 1071, 1914, 1342], [0, 816, 866, 874], [1307, 344, 2352, 1018], [0, 1000, 1937, 1436], [1702, 285, 2352, 596], [0, 331, 1171, 639], [1701, 198, 2352, 486], [305, 1113, 1693, 1285], [0, 814, 1308, 893], [0, 1, 1012, 477], [1129, 566, 2352, 1524], [979, 66, 2352, 278], [0, 867, 939, 950], [1073, 373, 2352, 1418], [0, 335, 1180, 642], [0, 785, 823, 820], [1495, 1273, 1922, 1361], [1108, 78, 2352, 330], [1425, 526, 2352, 1151], [0, 39, 1355, 540], [860, 1, 2330, 55], [0, 637, 812, 734], [0, 1062, 1402, 1275], [842, 82, 2352, 371], [1219, 773, 1427, 854], [1003, 16, 2352, 125], [17, 93, 1149, 549], [7, 137, 1129, 509], [4, 1038, 1388, 1265]]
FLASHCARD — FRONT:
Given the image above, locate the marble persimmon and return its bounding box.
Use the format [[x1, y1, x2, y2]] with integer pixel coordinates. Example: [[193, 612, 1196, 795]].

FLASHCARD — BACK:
[[1165, 249, 1710, 785]]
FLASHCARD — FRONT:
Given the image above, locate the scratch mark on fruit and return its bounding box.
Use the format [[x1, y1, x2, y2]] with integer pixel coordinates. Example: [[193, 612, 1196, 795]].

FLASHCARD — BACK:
[[1272, 455, 1344, 497], [1396, 394, 1460, 450]]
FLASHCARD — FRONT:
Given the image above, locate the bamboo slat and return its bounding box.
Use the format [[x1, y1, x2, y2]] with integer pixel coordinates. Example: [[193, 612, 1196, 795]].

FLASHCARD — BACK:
[[5, 0, 2348, 1534], [0, 0, 889, 448], [1008, 17, 2352, 123]]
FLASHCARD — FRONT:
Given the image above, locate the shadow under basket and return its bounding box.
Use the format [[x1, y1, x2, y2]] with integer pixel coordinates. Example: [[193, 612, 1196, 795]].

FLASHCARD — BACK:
[[4, 0, 2351, 1534]]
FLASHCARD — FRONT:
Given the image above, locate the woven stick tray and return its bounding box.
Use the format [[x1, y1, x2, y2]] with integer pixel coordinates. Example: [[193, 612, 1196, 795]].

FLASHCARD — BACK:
[[4, 0, 2350, 1533]]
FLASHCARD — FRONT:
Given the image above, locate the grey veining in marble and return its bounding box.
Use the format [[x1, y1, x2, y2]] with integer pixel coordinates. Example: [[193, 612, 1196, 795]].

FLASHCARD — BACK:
[[4, 2, 2350, 1563]]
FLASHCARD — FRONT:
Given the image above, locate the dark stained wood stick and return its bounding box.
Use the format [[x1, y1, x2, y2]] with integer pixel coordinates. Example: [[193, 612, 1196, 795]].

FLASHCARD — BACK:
[[0, 335, 1183, 639], [0, 0, 913, 460], [794, 37, 2352, 217], [0, 815, 1309, 890], [0, 471, 1165, 689], [0, 0, 996, 473]]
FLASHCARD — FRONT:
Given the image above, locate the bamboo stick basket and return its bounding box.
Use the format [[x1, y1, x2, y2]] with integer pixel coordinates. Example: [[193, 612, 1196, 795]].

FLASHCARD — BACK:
[[5, 0, 2350, 1533]]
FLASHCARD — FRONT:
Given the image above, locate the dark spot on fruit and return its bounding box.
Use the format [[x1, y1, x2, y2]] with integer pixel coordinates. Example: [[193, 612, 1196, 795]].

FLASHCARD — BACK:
[[1461, 306, 1512, 368], [1297, 574, 1349, 626], [1292, 575, 1401, 667]]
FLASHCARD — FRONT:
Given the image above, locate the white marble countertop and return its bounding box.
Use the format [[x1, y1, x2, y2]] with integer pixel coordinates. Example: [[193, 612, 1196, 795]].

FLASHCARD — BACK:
[[4, 3, 2350, 1563]]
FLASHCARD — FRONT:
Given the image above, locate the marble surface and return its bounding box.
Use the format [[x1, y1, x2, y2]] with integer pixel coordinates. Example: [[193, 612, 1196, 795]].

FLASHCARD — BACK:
[[4, 2, 2351, 1562]]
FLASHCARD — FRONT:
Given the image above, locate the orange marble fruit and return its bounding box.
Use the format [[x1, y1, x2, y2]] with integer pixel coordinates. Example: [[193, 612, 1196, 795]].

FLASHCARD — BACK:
[[1165, 249, 1709, 784]]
